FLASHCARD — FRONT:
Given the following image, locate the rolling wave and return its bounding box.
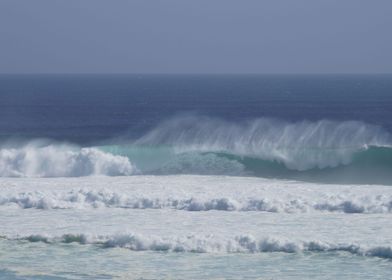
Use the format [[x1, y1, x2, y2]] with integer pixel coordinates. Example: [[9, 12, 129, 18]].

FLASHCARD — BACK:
[[0, 116, 391, 183], [134, 115, 391, 170]]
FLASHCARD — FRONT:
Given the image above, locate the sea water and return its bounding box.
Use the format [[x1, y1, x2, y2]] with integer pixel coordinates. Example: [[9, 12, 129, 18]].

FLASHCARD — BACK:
[[0, 74, 391, 279]]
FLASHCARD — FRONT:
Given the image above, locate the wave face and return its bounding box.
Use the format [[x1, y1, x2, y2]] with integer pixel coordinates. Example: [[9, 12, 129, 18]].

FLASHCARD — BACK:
[[0, 116, 391, 183]]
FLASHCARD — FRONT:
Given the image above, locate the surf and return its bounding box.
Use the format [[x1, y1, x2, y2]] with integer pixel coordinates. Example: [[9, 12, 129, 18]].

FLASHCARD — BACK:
[[1, 116, 391, 184]]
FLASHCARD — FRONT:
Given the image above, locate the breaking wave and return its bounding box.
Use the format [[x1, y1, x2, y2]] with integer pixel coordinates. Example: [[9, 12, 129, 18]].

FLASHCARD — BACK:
[[0, 141, 135, 177], [1, 116, 392, 183], [134, 115, 391, 170], [7, 233, 392, 259]]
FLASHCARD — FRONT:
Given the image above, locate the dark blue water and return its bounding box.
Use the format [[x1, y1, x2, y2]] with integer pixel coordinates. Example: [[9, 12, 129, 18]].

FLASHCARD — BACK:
[[1, 74, 391, 144]]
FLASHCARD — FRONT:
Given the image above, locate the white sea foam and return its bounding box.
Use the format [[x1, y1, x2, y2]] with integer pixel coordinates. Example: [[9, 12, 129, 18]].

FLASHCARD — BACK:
[[1, 176, 391, 263], [6, 233, 389, 259], [1, 188, 392, 213], [1, 175, 391, 213], [0, 142, 135, 177]]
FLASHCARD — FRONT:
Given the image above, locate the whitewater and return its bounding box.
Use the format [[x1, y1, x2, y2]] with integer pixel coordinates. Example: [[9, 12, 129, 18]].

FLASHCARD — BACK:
[[1, 74, 392, 279], [1, 175, 392, 279]]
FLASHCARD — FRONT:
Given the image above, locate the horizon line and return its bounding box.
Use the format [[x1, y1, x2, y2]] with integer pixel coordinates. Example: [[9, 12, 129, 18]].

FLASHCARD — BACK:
[[1, 72, 392, 76]]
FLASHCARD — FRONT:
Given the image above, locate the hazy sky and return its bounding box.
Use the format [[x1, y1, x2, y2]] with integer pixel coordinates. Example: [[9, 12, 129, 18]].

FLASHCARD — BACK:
[[1, 0, 392, 74]]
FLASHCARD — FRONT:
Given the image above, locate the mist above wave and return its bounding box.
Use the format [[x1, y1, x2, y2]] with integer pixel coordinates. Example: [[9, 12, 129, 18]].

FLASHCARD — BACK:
[[135, 115, 391, 170]]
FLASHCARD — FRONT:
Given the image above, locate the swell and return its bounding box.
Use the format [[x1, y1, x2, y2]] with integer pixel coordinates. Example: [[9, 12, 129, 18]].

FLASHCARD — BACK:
[[4, 234, 392, 259]]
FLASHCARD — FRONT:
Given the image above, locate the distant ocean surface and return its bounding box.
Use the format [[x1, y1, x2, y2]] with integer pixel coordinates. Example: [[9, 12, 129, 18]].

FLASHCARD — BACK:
[[0, 74, 392, 279]]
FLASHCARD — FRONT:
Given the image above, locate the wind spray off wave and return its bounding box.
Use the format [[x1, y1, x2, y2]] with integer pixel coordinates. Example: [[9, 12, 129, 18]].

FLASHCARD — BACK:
[[135, 116, 392, 170], [125, 116, 392, 184]]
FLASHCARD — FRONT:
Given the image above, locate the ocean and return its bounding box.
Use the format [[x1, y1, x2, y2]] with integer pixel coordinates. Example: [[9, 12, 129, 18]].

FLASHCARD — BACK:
[[0, 74, 391, 279]]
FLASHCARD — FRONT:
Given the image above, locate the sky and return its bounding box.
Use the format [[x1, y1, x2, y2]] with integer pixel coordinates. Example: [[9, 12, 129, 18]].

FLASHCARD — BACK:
[[0, 0, 392, 74]]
